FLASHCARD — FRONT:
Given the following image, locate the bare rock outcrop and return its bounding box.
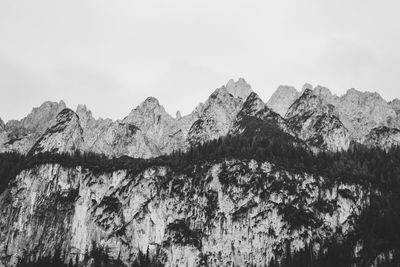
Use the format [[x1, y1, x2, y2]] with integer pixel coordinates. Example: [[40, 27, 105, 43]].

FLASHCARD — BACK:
[[286, 89, 351, 151], [188, 78, 253, 145], [267, 85, 300, 117], [29, 108, 84, 155]]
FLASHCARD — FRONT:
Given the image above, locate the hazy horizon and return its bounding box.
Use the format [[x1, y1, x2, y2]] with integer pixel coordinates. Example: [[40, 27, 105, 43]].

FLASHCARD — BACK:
[[1, 0, 400, 121]]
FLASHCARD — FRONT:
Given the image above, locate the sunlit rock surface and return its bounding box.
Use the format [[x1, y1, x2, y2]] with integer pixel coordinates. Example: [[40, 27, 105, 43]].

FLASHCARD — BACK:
[[29, 109, 84, 155], [0, 160, 368, 266]]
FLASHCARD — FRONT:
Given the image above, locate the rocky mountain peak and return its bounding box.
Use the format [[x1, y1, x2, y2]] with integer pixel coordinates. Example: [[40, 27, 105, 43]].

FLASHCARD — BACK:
[[241, 92, 266, 116], [29, 108, 84, 155], [127, 96, 169, 120], [76, 104, 95, 128], [176, 110, 182, 119], [267, 85, 300, 117], [337, 88, 396, 141], [313, 85, 333, 98], [55, 108, 77, 123], [225, 78, 253, 100], [76, 104, 90, 115], [126, 96, 173, 125], [20, 100, 67, 134], [342, 88, 384, 104], [187, 80, 248, 145], [285, 88, 321, 118], [286, 88, 350, 151], [302, 83, 313, 92], [142, 96, 160, 107]]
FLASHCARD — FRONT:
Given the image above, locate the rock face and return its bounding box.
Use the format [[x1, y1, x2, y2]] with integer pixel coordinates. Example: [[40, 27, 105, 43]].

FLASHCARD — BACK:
[[286, 89, 351, 151], [0, 160, 368, 266], [332, 89, 397, 142], [230, 92, 289, 137], [89, 97, 198, 158], [0, 101, 67, 154], [188, 79, 252, 145], [29, 109, 84, 155], [390, 99, 400, 115], [267, 85, 300, 117], [364, 126, 400, 149], [225, 78, 253, 100], [2, 78, 400, 266]]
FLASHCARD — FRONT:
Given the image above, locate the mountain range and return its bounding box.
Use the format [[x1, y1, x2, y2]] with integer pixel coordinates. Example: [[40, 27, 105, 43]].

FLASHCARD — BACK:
[[1, 78, 400, 158], [1, 78, 400, 267]]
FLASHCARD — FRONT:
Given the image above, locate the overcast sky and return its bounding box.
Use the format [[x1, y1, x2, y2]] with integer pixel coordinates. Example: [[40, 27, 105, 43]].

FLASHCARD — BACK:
[[1, 0, 400, 121]]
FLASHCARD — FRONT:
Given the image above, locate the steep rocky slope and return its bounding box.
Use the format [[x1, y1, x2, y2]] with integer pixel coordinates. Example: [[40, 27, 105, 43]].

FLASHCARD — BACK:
[[2, 78, 400, 266], [29, 109, 84, 155], [0, 101, 66, 154], [187, 79, 252, 145], [285, 89, 351, 151], [230, 92, 290, 138], [267, 86, 299, 117], [363, 126, 400, 149], [268, 84, 400, 148], [333, 89, 398, 142], [0, 159, 368, 267]]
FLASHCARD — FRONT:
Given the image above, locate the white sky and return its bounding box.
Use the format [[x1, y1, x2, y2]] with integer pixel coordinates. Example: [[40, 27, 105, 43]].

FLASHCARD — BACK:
[[1, 0, 400, 121]]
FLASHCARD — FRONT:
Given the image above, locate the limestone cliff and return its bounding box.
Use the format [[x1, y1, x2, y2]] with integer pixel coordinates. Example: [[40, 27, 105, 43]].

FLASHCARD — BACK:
[[0, 159, 368, 266]]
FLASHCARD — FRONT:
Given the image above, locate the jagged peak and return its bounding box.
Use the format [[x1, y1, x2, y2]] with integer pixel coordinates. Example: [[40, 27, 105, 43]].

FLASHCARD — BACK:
[[126, 96, 174, 124], [285, 88, 330, 119], [176, 110, 182, 119], [56, 108, 78, 122], [344, 88, 381, 98], [76, 104, 94, 118], [225, 77, 253, 100], [302, 83, 313, 92], [30, 100, 66, 113], [132, 96, 164, 114], [301, 88, 315, 98], [143, 96, 160, 105], [76, 104, 88, 113], [313, 85, 333, 97], [266, 85, 300, 117], [246, 91, 262, 102], [241, 92, 266, 114]]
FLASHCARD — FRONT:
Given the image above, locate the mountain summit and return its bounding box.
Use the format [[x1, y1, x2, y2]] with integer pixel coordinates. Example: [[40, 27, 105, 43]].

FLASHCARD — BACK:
[[1, 79, 400, 156]]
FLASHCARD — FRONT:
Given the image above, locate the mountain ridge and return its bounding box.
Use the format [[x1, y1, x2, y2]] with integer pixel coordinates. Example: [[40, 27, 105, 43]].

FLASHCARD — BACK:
[[1, 79, 400, 157]]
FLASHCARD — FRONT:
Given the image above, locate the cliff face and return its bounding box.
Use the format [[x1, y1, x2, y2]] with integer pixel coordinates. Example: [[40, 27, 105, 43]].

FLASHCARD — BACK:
[[1, 101, 66, 154], [187, 79, 252, 145], [29, 109, 84, 155], [267, 86, 299, 117], [1, 78, 400, 266], [285, 89, 351, 152], [0, 159, 368, 267], [363, 126, 400, 149]]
